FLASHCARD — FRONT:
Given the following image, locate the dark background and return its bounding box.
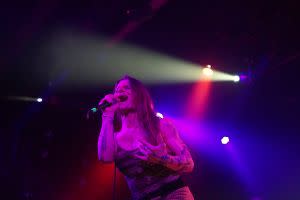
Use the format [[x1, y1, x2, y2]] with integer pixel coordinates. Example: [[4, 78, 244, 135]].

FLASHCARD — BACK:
[[1, 0, 300, 199]]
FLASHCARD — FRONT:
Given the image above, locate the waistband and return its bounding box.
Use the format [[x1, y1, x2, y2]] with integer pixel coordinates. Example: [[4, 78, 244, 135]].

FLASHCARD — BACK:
[[141, 178, 187, 200]]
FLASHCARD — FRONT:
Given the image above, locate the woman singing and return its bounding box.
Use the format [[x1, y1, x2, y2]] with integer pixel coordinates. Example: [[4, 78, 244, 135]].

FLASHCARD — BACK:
[[98, 75, 194, 200]]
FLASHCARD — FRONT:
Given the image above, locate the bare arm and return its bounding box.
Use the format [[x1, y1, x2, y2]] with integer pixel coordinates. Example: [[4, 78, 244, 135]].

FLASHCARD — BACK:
[[136, 118, 194, 173], [159, 119, 194, 173], [160, 144, 194, 173], [98, 115, 115, 162], [97, 93, 118, 163]]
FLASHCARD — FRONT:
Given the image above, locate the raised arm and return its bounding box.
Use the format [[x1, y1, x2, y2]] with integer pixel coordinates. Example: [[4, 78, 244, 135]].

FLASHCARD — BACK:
[[97, 94, 118, 163], [98, 115, 115, 162]]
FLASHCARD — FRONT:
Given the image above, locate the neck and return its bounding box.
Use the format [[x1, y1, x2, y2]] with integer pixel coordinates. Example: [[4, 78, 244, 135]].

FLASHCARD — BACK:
[[121, 111, 142, 129]]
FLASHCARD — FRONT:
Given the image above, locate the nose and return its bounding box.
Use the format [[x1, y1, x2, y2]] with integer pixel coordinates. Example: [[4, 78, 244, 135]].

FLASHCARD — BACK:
[[115, 90, 125, 98], [116, 90, 125, 95], [115, 89, 122, 95]]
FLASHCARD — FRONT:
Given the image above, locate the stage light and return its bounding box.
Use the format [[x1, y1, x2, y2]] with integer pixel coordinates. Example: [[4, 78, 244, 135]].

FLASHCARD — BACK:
[[203, 65, 213, 76], [156, 112, 164, 119], [221, 136, 229, 144], [37, 98, 43, 102], [49, 32, 241, 84], [233, 75, 240, 82]]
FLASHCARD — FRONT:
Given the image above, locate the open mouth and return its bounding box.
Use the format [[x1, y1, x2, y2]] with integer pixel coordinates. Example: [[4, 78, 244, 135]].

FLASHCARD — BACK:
[[118, 95, 128, 102]]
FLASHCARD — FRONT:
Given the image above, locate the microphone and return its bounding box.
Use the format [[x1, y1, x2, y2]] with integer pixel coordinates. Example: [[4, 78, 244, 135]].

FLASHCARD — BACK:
[[95, 98, 118, 112], [98, 100, 115, 110], [86, 95, 127, 119], [86, 99, 116, 119]]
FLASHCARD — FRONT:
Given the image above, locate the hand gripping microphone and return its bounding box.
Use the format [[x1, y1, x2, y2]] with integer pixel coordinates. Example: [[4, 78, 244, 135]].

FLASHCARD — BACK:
[[86, 99, 117, 119]]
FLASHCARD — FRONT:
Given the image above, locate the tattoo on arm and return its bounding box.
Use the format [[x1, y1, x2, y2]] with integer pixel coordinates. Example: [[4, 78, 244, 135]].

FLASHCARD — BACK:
[[159, 119, 193, 172], [160, 145, 192, 172]]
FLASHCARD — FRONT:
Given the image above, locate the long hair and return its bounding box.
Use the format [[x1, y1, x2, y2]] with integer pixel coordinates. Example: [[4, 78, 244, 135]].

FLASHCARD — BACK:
[[113, 75, 162, 145]]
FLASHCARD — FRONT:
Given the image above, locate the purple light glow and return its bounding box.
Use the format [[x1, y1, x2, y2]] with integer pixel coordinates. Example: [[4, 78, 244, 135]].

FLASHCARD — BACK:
[[239, 74, 248, 81]]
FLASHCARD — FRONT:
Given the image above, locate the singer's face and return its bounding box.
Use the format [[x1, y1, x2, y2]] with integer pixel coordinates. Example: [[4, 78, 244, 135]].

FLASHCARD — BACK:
[[115, 80, 135, 111]]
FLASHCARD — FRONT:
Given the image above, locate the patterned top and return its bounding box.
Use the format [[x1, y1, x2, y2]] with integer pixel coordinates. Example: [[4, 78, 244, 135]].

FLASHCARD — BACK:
[[115, 144, 180, 200]]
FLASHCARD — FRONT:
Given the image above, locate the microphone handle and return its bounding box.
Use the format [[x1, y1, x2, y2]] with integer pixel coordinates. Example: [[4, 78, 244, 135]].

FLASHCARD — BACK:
[[98, 101, 112, 110], [86, 100, 115, 120]]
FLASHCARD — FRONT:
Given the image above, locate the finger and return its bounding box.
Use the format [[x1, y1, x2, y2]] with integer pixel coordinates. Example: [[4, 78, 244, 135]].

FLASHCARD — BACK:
[[142, 147, 159, 159], [98, 98, 105, 105], [134, 154, 147, 161], [133, 151, 149, 161], [139, 146, 152, 155], [146, 141, 166, 152], [105, 96, 114, 103], [137, 147, 160, 163], [148, 141, 166, 150], [137, 140, 152, 151], [148, 154, 161, 163], [138, 140, 157, 150], [99, 94, 112, 105]]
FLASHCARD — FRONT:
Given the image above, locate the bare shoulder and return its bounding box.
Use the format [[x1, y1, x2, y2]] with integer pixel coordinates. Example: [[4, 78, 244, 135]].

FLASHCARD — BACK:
[[159, 117, 174, 130], [159, 117, 179, 139]]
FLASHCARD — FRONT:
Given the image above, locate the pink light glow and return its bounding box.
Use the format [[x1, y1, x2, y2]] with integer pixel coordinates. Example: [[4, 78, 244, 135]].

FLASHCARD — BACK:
[[185, 80, 211, 119]]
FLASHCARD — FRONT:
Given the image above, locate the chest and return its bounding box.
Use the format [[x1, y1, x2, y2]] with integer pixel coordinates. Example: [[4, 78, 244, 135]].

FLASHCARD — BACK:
[[116, 128, 150, 151]]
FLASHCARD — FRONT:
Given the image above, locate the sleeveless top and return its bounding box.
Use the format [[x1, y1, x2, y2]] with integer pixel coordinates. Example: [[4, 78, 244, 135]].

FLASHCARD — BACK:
[[115, 143, 181, 200]]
